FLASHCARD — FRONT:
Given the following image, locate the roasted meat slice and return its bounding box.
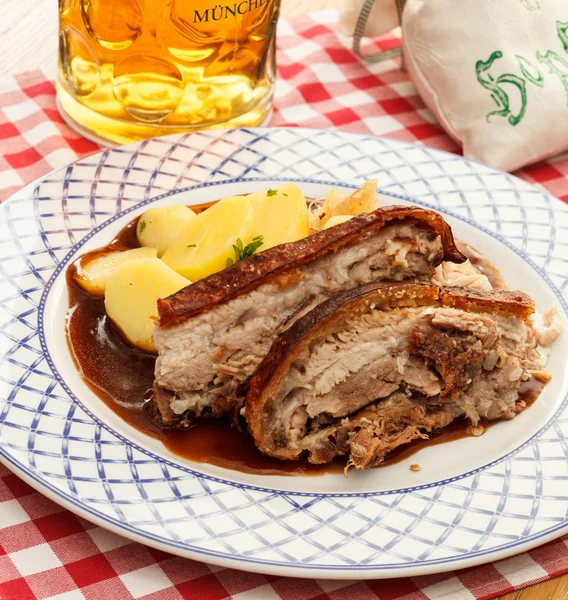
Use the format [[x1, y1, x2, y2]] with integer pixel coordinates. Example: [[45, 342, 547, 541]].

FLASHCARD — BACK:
[[457, 240, 507, 290], [152, 206, 465, 427], [245, 282, 546, 469], [432, 240, 507, 292]]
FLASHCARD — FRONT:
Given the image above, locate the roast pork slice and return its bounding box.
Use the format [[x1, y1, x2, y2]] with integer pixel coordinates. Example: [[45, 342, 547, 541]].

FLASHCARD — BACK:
[[152, 206, 465, 427], [432, 240, 506, 292], [245, 282, 546, 469]]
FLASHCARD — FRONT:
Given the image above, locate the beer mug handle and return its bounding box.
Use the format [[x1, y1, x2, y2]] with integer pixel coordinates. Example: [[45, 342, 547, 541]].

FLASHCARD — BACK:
[[352, 0, 406, 65]]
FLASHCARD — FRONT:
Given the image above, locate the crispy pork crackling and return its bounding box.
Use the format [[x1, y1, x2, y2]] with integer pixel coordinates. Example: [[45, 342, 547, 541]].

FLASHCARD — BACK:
[[151, 206, 465, 428], [246, 282, 545, 469]]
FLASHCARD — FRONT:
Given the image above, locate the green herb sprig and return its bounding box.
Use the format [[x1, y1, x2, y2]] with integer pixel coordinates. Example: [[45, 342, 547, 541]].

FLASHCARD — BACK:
[[267, 189, 288, 197], [226, 235, 264, 268]]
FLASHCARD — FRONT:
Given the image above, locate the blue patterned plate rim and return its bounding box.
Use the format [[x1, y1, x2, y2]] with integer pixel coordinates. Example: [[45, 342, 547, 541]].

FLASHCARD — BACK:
[[2, 452, 568, 577], [1, 128, 567, 578], [33, 176, 568, 497]]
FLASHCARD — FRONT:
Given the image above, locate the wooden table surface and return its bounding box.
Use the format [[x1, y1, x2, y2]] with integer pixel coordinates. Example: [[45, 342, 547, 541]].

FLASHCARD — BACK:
[[1, 1, 566, 598]]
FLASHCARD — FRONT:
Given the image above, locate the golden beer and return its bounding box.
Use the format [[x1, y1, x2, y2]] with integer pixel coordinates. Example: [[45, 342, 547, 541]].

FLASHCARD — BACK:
[[57, 0, 281, 144]]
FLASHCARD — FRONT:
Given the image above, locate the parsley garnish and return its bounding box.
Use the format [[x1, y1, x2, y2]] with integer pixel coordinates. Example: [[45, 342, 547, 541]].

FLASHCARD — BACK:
[[139, 220, 146, 232], [237, 236, 264, 259], [282, 193, 288, 197], [266, 189, 278, 197], [226, 236, 264, 269], [186, 244, 196, 248]]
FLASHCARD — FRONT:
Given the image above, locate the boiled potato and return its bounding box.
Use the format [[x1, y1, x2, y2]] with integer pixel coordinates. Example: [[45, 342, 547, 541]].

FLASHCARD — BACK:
[[248, 183, 310, 250], [74, 247, 158, 296], [104, 258, 190, 353], [162, 195, 255, 281], [323, 215, 354, 229], [137, 204, 196, 257]]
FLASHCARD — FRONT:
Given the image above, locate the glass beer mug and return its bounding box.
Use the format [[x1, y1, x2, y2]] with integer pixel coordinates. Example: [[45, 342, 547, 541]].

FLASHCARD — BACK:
[[57, 0, 281, 144]]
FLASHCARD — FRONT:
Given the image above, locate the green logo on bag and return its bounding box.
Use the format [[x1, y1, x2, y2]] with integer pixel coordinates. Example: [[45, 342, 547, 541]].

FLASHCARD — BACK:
[[476, 51, 527, 126], [476, 20, 568, 126]]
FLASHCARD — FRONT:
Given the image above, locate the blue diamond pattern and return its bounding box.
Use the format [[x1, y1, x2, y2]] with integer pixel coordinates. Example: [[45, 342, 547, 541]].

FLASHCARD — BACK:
[[0, 128, 568, 577]]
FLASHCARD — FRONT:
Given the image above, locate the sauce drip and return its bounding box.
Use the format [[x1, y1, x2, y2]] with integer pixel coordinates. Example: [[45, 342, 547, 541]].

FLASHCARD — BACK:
[[65, 206, 544, 477], [163, 420, 346, 476]]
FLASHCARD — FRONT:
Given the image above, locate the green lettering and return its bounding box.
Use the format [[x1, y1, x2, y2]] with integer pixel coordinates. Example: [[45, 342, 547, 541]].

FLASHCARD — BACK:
[[537, 50, 568, 102], [557, 20, 568, 53], [516, 55, 544, 87], [520, 0, 541, 10], [475, 50, 527, 126]]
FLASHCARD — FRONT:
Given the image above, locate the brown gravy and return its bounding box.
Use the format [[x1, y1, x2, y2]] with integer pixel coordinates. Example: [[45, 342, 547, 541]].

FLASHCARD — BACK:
[[65, 207, 543, 477]]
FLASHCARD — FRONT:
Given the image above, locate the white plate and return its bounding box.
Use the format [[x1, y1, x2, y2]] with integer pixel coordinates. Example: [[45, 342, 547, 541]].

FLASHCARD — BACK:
[[1, 128, 567, 579]]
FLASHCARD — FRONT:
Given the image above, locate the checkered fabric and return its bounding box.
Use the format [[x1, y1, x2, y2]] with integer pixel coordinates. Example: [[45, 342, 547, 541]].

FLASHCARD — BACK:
[[1, 9, 567, 600]]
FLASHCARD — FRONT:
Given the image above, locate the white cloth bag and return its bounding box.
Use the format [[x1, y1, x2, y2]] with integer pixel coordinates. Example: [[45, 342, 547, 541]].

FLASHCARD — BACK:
[[342, 0, 568, 172]]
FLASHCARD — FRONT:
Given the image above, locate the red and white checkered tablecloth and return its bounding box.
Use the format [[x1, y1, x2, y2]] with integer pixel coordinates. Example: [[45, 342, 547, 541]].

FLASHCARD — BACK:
[[1, 9, 568, 600]]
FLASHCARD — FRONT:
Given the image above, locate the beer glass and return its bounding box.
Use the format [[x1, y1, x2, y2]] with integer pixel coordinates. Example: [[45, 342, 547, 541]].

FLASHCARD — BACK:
[[57, 0, 281, 144]]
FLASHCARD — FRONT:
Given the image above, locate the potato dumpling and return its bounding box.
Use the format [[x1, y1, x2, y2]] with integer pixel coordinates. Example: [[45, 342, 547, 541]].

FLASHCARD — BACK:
[[323, 215, 354, 230], [162, 195, 255, 281], [74, 247, 158, 296], [248, 183, 310, 250], [104, 258, 190, 353], [137, 204, 196, 257]]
